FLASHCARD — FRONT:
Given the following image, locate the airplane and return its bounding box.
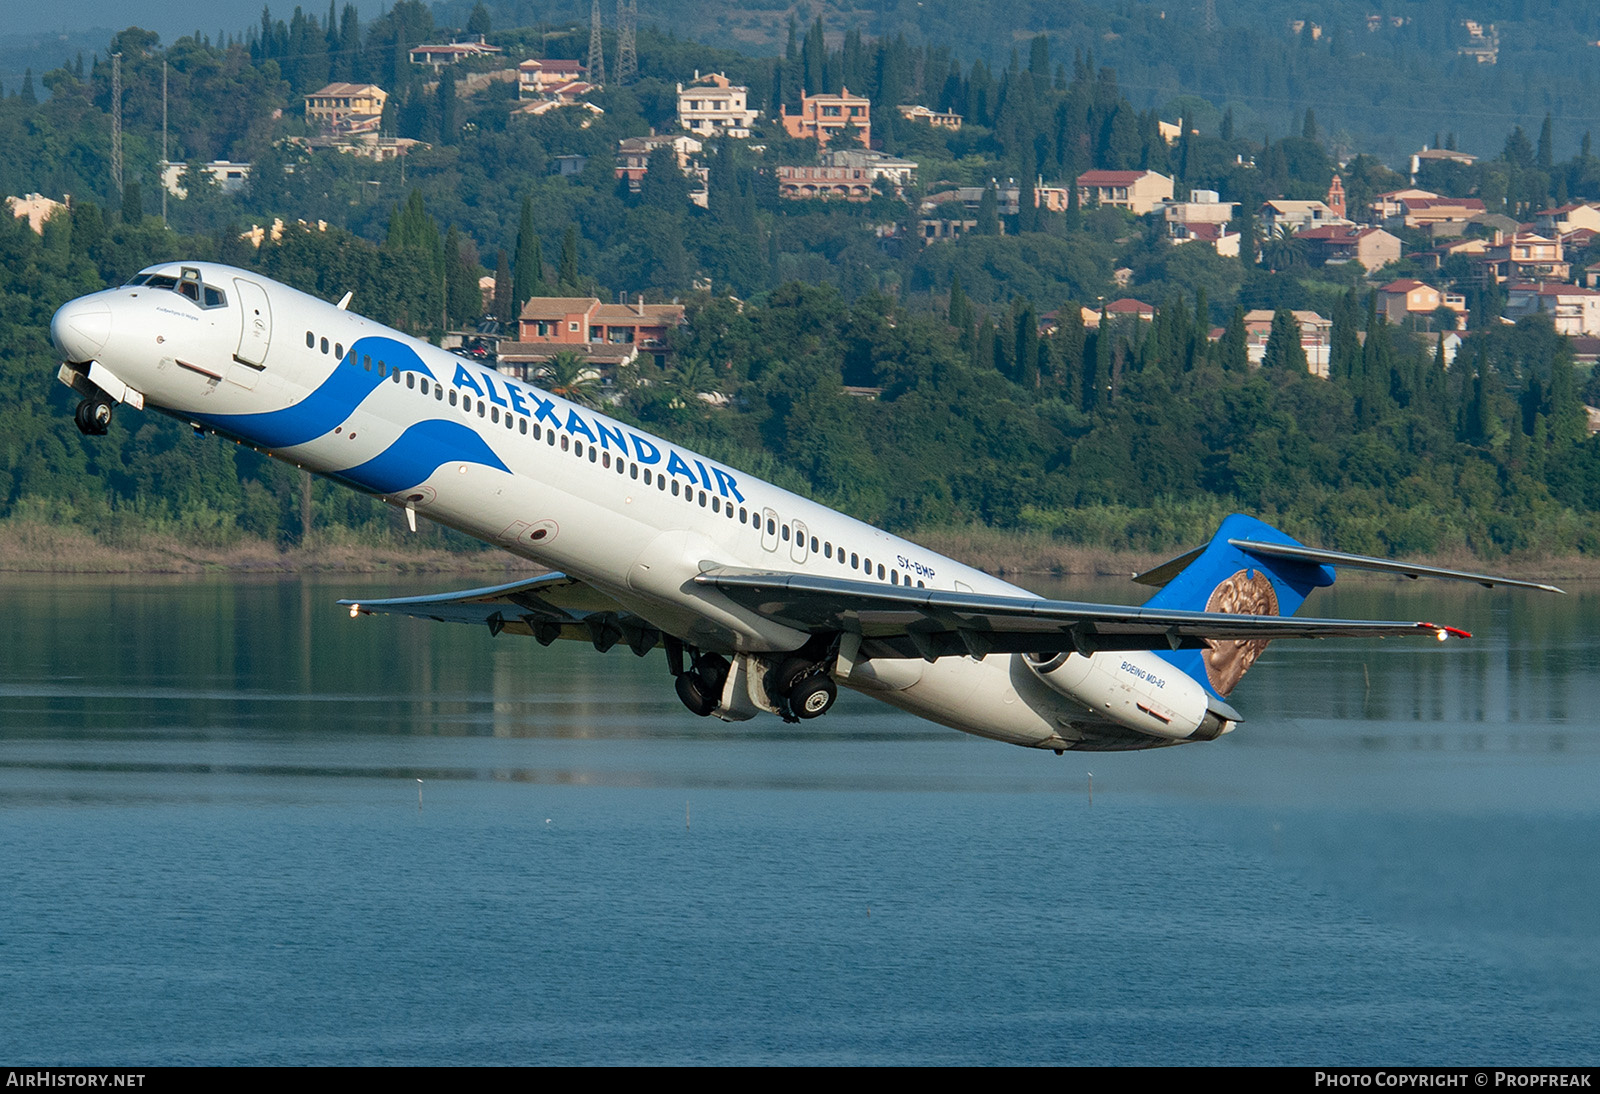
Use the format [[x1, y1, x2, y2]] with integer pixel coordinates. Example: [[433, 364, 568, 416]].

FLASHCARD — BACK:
[[48, 261, 1562, 753]]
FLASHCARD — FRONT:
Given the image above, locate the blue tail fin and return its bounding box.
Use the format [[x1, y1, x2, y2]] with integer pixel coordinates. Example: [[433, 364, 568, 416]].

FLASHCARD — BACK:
[[1142, 514, 1336, 699]]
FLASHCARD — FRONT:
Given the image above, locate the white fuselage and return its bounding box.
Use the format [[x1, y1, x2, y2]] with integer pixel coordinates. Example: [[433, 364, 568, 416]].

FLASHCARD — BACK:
[[53, 262, 1209, 751]]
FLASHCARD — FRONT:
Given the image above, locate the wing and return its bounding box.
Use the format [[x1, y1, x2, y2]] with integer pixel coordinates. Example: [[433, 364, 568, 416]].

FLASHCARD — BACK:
[[694, 568, 1467, 662], [338, 572, 664, 654]]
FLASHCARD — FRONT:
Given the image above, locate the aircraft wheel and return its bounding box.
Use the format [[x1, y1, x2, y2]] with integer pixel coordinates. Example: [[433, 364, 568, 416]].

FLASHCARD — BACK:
[[772, 655, 812, 696], [75, 396, 113, 436], [789, 675, 836, 720], [675, 671, 717, 717]]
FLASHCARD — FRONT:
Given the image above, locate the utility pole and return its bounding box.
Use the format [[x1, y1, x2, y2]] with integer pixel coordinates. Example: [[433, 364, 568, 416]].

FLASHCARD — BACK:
[[587, 0, 606, 86], [615, 0, 637, 86]]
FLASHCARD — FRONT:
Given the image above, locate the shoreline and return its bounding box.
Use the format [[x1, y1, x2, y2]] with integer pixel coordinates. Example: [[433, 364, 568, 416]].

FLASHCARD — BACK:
[[0, 519, 1590, 583]]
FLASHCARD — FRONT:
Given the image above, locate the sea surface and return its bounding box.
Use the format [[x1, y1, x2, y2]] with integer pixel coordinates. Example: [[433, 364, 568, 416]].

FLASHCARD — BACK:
[[0, 573, 1596, 1065]]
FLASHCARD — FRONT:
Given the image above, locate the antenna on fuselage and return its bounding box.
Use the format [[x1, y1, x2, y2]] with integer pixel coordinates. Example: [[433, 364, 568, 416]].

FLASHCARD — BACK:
[[336, 291, 353, 311]]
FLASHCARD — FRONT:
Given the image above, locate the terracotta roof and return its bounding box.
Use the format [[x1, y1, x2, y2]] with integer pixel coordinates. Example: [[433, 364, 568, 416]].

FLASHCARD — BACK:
[[1380, 280, 1432, 293], [1105, 297, 1156, 315], [1077, 170, 1153, 186], [518, 297, 601, 321]]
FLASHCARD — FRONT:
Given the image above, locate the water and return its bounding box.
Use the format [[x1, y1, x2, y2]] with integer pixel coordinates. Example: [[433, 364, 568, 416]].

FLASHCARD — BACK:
[[1, 574, 1596, 1064]]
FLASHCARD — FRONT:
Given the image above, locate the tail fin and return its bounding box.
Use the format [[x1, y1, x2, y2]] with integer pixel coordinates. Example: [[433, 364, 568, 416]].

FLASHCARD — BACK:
[[1138, 514, 1335, 699]]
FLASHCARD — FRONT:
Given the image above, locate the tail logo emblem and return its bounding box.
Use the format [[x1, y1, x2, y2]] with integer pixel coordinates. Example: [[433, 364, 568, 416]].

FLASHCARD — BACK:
[[1202, 569, 1279, 696]]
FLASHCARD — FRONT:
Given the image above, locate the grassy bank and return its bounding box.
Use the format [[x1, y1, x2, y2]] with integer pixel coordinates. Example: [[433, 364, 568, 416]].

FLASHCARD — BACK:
[[0, 516, 1588, 583]]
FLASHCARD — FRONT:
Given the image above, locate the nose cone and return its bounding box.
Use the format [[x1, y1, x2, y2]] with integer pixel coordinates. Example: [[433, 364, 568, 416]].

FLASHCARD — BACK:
[[51, 297, 112, 362]]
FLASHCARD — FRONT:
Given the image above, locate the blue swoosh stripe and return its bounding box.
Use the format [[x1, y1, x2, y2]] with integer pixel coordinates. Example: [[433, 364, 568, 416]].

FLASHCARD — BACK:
[[337, 418, 511, 495], [204, 335, 437, 449]]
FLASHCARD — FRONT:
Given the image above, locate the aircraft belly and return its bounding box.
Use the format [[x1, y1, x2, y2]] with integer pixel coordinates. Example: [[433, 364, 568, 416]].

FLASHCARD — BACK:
[[848, 653, 1081, 750]]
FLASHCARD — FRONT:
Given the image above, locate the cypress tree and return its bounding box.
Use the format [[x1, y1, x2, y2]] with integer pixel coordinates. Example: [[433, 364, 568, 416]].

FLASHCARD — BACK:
[[512, 195, 542, 310], [559, 225, 579, 288]]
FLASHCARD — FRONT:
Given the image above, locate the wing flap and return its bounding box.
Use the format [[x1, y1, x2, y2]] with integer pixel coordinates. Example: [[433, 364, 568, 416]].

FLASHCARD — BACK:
[[695, 568, 1461, 660], [338, 572, 663, 653]]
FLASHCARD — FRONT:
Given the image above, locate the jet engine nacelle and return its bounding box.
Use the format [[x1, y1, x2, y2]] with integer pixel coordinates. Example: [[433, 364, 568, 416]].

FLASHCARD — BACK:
[[1026, 650, 1235, 742]]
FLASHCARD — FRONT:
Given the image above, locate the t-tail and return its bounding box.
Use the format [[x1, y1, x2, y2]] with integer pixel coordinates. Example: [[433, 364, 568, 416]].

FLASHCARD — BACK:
[[1133, 513, 1562, 700]]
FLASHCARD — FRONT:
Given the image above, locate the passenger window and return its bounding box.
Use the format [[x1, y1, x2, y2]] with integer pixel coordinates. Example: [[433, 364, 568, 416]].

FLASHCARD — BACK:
[[477, 402, 485, 417], [519, 419, 527, 435], [491, 407, 500, 424], [575, 440, 583, 456], [781, 525, 790, 541], [363, 354, 371, 370], [307, 331, 315, 348], [671, 480, 680, 496], [335, 343, 343, 359], [321, 337, 329, 354], [851, 553, 859, 569], [810, 536, 818, 552], [766, 518, 776, 535], [435, 386, 443, 401], [697, 491, 706, 506], [560, 436, 569, 451], [711, 497, 720, 513], [589, 448, 597, 463], [630, 465, 638, 480], [877, 564, 884, 580], [449, 391, 458, 406]]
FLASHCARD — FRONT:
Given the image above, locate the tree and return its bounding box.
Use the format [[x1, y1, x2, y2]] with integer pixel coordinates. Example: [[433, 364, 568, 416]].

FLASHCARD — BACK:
[[540, 350, 603, 407], [512, 195, 543, 312], [977, 180, 1000, 236], [1261, 307, 1308, 375]]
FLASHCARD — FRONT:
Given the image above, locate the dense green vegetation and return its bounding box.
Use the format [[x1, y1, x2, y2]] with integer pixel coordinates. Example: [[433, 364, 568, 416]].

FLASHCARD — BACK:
[[1, 5, 1598, 561]]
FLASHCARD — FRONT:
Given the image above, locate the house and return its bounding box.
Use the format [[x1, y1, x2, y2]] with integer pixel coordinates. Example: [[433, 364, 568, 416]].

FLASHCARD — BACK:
[[1387, 194, 1486, 237], [304, 83, 387, 137], [918, 217, 981, 242], [409, 37, 502, 69], [1376, 280, 1468, 329], [518, 59, 587, 98], [777, 149, 918, 201], [1410, 148, 1478, 182], [1104, 298, 1157, 322], [1259, 198, 1349, 236], [1295, 226, 1402, 272], [6, 192, 67, 233], [1075, 170, 1174, 215], [1535, 203, 1600, 236], [159, 160, 251, 198], [1504, 282, 1600, 336], [897, 104, 962, 129], [615, 134, 705, 191], [1170, 221, 1241, 257], [1476, 232, 1570, 284], [512, 296, 687, 369], [1371, 188, 1437, 220], [780, 88, 871, 147], [677, 72, 759, 138], [1163, 189, 1236, 251], [1162, 189, 1236, 229], [1243, 309, 1333, 378]]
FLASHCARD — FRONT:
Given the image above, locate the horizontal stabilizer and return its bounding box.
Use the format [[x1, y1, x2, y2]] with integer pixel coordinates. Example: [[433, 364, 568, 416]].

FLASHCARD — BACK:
[[1226, 539, 1564, 594]]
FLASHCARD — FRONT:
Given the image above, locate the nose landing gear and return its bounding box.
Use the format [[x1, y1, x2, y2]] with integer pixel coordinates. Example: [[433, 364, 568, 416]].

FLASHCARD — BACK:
[[74, 395, 113, 436]]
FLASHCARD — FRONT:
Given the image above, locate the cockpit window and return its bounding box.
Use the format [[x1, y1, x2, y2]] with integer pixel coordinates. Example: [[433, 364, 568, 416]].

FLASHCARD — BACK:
[[131, 271, 228, 309]]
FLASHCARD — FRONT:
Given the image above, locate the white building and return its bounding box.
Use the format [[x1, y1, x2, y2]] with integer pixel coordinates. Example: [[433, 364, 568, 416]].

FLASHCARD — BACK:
[[160, 161, 251, 198], [677, 72, 759, 139]]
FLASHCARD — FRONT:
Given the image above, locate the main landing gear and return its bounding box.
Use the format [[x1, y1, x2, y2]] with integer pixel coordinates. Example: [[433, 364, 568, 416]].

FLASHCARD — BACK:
[[666, 637, 839, 722], [74, 395, 113, 436]]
